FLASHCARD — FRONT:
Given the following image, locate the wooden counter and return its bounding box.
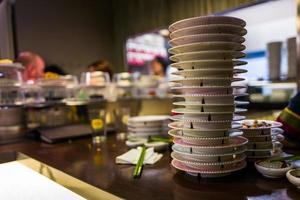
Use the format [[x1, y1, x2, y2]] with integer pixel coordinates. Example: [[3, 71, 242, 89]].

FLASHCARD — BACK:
[[0, 134, 299, 200]]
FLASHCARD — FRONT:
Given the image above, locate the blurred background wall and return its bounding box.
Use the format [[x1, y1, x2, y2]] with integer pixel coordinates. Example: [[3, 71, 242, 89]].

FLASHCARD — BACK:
[[2, 0, 255, 74]]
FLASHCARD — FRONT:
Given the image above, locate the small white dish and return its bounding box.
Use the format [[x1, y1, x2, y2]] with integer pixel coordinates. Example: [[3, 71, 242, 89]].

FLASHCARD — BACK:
[[255, 160, 292, 178], [287, 169, 300, 189], [171, 60, 247, 70], [170, 50, 245, 62], [170, 24, 247, 39], [169, 34, 245, 47]]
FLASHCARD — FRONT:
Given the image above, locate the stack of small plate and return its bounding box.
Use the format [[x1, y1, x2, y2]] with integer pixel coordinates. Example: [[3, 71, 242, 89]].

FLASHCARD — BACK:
[[240, 119, 284, 159], [127, 115, 170, 138], [168, 15, 249, 177]]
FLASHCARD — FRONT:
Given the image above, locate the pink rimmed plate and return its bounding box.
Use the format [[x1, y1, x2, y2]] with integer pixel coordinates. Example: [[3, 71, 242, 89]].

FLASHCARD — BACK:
[[168, 128, 242, 139], [168, 129, 244, 146], [171, 159, 247, 177], [171, 151, 246, 166], [170, 114, 245, 122], [173, 136, 248, 149]]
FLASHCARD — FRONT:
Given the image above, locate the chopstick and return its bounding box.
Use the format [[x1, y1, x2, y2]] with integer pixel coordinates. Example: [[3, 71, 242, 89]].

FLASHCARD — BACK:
[[148, 136, 173, 143], [133, 145, 146, 178]]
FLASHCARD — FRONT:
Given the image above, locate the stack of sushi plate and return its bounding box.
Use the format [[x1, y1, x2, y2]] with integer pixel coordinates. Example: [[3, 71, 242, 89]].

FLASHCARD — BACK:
[[240, 119, 284, 159], [127, 115, 169, 138], [168, 15, 249, 177]]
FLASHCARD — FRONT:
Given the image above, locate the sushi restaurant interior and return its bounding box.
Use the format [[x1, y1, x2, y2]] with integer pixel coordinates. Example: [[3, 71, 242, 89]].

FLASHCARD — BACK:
[[0, 0, 300, 199]]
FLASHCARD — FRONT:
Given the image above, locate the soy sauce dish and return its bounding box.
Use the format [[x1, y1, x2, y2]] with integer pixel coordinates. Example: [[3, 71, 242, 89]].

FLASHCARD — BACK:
[[286, 169, 300, 189], [255, 160, 292, 178]]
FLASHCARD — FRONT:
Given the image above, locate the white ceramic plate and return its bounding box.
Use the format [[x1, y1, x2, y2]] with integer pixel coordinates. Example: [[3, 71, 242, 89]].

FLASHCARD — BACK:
[[170, 51, 245, 62], [171, 77, 244, 87], [245, 150, 272, 158], [169, 16, 246, 32], [169, 129, 243, 146], [128, 126, 167, 132], [127, 115, 170, 127], [170, 116, 243, 130], [170, 113, 245, 122], [172, 68, 247, 77], [168, 121, 241, 132], [171, 60, 247, 70], [173, 100, 248, 106], [171, 85, 246, 95], [246, 141, 283, 150], [172, 137, 247, 156], [173, 102, 235, 112], [172, 107, 246, 114], [173, 136, 248, 150], [168, 126, 243, 138], [169, 34, 245, 47], [173, 93, 248, 104], [169, 42, 245, 54], [170, 24, 247, 39]]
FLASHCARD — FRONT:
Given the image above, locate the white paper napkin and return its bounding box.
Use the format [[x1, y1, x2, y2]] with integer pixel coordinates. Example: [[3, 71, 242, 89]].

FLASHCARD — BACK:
[[116, 147, 163, 165]]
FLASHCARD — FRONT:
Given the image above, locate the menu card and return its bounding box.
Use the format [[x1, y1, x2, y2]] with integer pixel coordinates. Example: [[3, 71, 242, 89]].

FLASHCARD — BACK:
[[0, 162, 86, 200]]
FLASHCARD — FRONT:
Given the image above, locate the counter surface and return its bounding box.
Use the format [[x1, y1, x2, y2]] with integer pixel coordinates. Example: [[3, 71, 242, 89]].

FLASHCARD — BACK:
[[0, 134, 299, 200]]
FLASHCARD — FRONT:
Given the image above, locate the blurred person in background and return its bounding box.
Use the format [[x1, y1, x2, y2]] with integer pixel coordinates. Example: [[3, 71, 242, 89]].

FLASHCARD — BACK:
[[150, 56, 168, 78], [87, 59, 113, 79], [44, 64, 67, 79], [17, 51, 45, 83], [277, 92, 300, 149]]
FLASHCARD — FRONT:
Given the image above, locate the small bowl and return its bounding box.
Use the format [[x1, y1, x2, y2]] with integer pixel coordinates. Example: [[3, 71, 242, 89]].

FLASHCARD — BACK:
[[255, 160, 292, 178], [287, 169, 300, 189]]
